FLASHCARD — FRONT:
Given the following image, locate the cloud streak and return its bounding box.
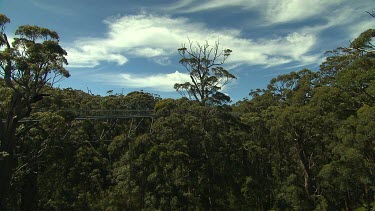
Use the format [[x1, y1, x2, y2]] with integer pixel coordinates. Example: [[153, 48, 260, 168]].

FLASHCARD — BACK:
[[166, 0, 346, 24]]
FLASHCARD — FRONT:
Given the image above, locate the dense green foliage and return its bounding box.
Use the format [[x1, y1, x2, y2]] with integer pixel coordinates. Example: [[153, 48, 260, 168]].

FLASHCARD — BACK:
[[0, 14, 374, 210]]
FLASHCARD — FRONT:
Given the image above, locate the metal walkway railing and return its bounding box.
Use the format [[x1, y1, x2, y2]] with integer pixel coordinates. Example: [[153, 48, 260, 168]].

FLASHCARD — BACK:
[[67, 109, 155, 119], [1, 109, 156, 122]]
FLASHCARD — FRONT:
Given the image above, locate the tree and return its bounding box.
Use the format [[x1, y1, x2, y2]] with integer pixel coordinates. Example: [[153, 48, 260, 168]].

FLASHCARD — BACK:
[[108, 99, 245, 210], [174, 40, 236, 105], [0, 14, 69, 209], [316, 27, 375, 210]]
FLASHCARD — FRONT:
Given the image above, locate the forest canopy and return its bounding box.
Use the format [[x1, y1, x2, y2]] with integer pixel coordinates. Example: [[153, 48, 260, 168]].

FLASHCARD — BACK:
[[0, 13, 374, 210]]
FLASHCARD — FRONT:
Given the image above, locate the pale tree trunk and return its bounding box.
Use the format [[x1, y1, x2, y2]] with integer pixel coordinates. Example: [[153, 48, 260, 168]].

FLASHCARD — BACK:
[[295, 139, 315, 209], [298, 149, 313, 197]]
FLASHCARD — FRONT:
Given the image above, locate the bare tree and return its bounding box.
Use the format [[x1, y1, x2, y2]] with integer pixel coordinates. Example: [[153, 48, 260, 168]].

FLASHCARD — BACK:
[[174, 39, 236, 105]]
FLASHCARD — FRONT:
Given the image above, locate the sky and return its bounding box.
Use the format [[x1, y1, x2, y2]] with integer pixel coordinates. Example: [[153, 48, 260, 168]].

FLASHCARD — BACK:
[[0, 0, 374, 102]]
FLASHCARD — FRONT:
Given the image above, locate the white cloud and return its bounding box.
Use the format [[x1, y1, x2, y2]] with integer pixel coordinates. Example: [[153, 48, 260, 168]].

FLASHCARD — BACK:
[[177, 0, 256, 13], [163, 0, 197, 12], [220, 31, 317, 67], [89, 71, 191, 92], [88, 70, 236, 92], [133, 47, 167, 57], [152, 57, 172, 66], [166, 0, 373, 38], [67, 47, 127, 68], [264, 0, 342, 24], [66, 14, 318, 68], [166, 0, 345, 24], [304, 3, 373, 35], [348, 20, 374, 40]]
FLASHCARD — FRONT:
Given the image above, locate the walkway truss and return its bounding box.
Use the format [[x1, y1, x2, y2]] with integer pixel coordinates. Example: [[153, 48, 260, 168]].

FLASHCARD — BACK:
[[2, 109, 156, 123], [72, 109, 155, 120]]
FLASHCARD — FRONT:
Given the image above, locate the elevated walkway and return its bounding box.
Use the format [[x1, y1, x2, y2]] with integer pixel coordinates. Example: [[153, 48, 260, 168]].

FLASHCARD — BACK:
[[1, 109, 156, 123]]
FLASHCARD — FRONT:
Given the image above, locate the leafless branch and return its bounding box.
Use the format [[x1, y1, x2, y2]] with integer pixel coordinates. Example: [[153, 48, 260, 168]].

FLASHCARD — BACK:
[[366, 11, 375, 19]]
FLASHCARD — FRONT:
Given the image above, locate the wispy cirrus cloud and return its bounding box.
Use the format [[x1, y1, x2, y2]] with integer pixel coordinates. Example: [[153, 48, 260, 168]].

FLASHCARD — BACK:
[[169, 0, 255, 13], [30, 0, 76, 16], [66, 13, 319, 68], [164, 0, 344, 24], [165, 0, 373, 36], [348, 20, 375, 40], [263, 0, 343, 24]]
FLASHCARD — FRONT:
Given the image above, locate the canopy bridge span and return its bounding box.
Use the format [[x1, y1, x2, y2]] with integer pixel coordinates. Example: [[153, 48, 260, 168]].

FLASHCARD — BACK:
[[71, 109, 155, 120], [2, 109, 156, 123]]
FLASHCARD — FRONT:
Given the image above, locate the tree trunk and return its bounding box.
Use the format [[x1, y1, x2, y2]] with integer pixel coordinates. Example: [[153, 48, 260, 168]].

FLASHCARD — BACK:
[[0, 126, 17, 211], [20, 172, 38, 211], [364, 184, 374, 211], [0, 92, 23, 210], [0, 157, 13, 210], [297, 148, 313, 198], [345, 190, 351, 211]]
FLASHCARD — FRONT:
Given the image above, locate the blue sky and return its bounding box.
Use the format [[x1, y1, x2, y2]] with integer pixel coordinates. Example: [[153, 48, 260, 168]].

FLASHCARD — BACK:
[[1, 0, 374, 102]]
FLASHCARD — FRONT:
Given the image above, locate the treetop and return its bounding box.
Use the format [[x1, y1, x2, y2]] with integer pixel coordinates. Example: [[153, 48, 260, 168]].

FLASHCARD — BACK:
[[15, 25, 60, 41]]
